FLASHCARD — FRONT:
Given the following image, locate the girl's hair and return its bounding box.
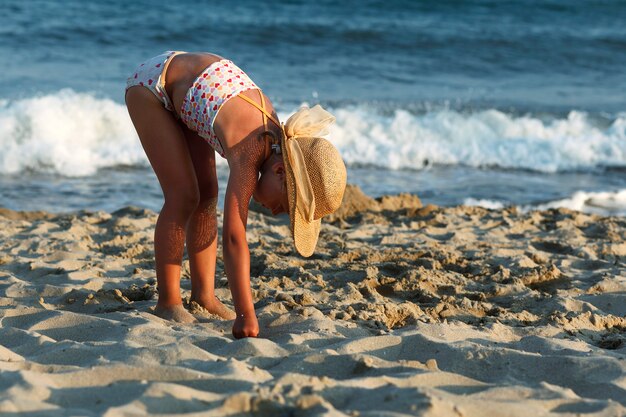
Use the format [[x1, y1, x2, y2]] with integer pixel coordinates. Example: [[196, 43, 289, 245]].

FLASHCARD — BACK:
[[260, 125, 283, 152], [260, 129, 278, 143]]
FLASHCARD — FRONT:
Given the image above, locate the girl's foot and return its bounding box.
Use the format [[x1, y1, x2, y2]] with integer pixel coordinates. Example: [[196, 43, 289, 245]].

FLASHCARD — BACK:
[[189, 296, 237, 320], [154, 304, 197, 324]]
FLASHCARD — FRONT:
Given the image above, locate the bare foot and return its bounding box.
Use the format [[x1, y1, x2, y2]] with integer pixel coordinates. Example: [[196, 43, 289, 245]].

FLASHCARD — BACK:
[[189, 296, 236, 320], [153, 304, 197, 324]]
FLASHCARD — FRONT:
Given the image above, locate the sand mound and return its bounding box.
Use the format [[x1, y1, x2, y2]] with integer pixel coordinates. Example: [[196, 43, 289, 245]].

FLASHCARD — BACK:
[[326, 184, 378, 221], [327, 184, 423, 222], [0, 207, 54, 221]]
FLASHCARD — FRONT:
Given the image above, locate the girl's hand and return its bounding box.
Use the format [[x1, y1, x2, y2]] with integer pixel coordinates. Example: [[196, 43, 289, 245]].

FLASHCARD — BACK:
[[232, 313, 259, 338]]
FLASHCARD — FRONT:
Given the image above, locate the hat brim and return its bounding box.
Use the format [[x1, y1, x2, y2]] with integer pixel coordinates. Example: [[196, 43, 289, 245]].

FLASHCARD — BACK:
[[282, 135, 321, 257]]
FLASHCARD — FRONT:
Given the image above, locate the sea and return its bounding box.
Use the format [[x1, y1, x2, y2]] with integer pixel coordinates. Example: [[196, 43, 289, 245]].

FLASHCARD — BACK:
[[1, 0, 625, 216]]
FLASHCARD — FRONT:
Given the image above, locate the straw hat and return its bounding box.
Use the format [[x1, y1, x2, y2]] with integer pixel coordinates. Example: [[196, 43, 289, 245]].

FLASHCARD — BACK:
[[280, 105, 347, 257]]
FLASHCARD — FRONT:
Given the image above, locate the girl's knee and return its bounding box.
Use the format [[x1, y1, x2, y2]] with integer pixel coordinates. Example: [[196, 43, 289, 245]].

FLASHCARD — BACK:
[[197, 195, 218, 213], [164, 189, 201, 215], [198, 177, 218, 202]]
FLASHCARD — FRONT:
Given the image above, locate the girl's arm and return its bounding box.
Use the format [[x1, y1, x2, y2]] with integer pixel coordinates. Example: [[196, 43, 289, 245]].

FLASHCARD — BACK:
[[222, 152, 261, 338]]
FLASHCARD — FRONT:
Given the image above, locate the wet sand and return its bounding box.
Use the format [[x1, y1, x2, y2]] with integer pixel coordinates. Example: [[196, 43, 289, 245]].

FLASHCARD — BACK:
[[0, 186, 625, 416]]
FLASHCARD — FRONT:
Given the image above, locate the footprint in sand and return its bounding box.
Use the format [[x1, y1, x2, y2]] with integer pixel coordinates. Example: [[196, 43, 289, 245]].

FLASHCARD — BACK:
[[531, 240, 574, 255]]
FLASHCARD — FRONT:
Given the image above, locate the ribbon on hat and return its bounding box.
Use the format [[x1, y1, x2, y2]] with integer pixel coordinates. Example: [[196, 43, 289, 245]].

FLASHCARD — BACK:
[[282, 105, 336, 223], [283, 104, 335, 138]]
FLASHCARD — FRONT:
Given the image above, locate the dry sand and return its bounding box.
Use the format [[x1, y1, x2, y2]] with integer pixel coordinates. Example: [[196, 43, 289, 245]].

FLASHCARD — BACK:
[[0, 186, 625, 416]]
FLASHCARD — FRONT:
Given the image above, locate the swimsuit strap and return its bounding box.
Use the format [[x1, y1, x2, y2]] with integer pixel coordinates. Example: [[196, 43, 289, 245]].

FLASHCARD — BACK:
[[162, 51, 185, 118], [237, 92, 281, 129], [259, 91, 268, 132], [161, 51, 184, 91], [238, 91, 284, 156]]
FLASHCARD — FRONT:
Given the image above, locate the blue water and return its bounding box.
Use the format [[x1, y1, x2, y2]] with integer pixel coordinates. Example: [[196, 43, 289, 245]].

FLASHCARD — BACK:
[[1, 0, 625, 214], [3, 0, 626, 109]]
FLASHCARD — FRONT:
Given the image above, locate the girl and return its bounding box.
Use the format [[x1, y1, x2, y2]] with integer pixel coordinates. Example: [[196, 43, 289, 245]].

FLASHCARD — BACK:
[[125, 51, 346, 338]]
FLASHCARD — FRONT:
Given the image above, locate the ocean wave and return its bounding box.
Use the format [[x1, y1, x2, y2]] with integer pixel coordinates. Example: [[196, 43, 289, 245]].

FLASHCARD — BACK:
[[464, 189, 626, 216], [330, 105, 626, 172], [530, 189, 626, 216], [0, 90, 145, 176], [463, 198, 505, 210], [1, 90, 625, 176]]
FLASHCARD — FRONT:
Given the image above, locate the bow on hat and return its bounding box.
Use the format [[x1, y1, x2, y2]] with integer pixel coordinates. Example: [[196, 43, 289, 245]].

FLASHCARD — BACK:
[[281, 105, 335, 223]]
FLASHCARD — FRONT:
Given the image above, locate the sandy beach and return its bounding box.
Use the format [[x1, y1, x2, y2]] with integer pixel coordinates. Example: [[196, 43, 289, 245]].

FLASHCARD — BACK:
[[0, 186, 624, 416]]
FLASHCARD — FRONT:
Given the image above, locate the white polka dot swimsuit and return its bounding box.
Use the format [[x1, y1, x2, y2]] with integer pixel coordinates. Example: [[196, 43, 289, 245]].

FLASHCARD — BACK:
[[126, 51, 181, 111], [127, 51, 261, 158], [179, 59, 260, 158]]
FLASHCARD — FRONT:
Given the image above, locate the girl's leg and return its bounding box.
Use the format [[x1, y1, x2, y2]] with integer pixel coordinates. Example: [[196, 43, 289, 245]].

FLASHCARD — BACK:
[[182, 128, 236, 320], [125, 86, 198, 323]]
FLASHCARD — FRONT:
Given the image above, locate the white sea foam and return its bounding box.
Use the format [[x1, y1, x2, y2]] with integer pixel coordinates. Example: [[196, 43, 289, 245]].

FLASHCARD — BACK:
[[463, 198, 506, 210], [0, 90, 145, 176], [465, 189, 626, 216], [529, 189, 626, 216], [1, 90, 626, 176], [330, 106, 626, 172]]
